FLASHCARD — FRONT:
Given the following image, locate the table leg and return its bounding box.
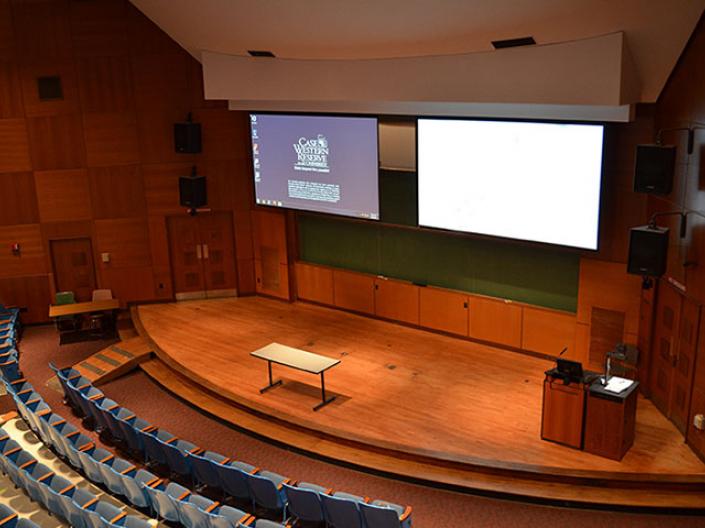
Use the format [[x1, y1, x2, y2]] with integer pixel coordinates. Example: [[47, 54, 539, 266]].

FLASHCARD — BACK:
[[259, 360, 282, 393], [313, 371, 336, 411]]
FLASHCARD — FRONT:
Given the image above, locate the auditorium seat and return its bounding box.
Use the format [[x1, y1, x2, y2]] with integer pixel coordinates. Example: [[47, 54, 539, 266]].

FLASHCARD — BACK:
[[114, 469, 155, 510], [140, 479, 184, 523], [282, 481, 328, 525], [214, 459, 256, 508], [244, 470, 289, 521], [187, 449, 228, 490], [138, 427, 173, 467], [175, 492, 216, 528], [81, 499, 122, 528], [206, 504, 250, 528], [320, 492, 365, 528], [162, 437, 199, 481], [0, 505, 39, 528], [360, 500, 413, 528]]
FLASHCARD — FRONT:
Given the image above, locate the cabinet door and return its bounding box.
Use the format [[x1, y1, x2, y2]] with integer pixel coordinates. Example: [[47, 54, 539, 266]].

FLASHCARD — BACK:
[[649, 283, 682, 418], [199, 212, 237, 295]]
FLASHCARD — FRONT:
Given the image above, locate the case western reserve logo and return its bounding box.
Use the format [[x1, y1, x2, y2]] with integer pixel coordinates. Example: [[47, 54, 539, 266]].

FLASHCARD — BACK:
[[293, 134, 330, 173]]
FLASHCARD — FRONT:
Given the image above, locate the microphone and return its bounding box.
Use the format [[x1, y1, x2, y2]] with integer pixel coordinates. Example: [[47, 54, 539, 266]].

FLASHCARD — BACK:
[[558, 347, 567, 356]]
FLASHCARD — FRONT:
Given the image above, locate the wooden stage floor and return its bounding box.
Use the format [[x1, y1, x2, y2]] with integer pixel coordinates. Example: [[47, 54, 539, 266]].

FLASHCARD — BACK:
[[135, 297, 705, 505]]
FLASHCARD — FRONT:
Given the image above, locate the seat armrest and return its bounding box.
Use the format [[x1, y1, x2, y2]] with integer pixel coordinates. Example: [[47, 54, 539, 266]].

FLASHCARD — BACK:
[[400, 505, 413, 521]]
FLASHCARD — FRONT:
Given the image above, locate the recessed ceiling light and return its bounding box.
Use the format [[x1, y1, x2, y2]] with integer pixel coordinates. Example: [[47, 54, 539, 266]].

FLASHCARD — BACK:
[[491, 36, 536, 49]]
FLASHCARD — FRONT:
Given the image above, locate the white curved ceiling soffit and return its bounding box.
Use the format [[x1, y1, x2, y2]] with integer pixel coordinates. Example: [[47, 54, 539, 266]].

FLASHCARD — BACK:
[[130, 0, 705, 103]]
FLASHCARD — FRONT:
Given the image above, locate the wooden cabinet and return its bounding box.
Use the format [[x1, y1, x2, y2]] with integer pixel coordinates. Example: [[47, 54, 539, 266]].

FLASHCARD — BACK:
[[468, 296, 522, 348], [333, 269, 374, 315], [374, 277, 419, 325], [419, 287, 468, 336], [295, 262, 334, 305], [522, 306, 576, 356], [253, 209, 289, 300]]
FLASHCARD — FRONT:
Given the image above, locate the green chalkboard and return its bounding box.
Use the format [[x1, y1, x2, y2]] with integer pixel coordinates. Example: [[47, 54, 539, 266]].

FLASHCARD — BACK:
[[298, 214, 580, 312]]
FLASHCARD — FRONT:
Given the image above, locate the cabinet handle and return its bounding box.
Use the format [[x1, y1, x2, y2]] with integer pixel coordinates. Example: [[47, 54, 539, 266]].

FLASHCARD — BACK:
[[196, 245, 202, 260], [203, 244, 209, 259]]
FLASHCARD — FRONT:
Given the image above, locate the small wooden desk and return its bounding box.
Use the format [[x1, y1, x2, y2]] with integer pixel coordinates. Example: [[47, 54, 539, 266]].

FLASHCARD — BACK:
[[251, 342, 341, 411], [48, 299, 120, 318]]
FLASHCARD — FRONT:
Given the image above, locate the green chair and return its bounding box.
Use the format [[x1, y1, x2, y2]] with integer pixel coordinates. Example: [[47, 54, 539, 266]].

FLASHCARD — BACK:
[[54, 291, 80, 333]]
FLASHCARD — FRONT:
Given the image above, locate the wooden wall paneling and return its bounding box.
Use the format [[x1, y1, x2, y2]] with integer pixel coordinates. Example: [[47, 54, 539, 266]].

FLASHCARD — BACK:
[[0, 223, 46, 278], [34, 169, 92, 222], [237, 258, 256, 295], [255, 257, 289, 300], [0, 274, 50, 324], [0, 172, 38, 225], [202, 160, 237, 211], [137, 106, 196, 165], [588, 307, 626, 369], [0, 62, 24, 118], [253, 209, 288, 263], [20, 59, 79, 117], [89, 165, 146, 219], [468, 296, 523, 348], [233, 210, 254, 261], [94, 218, 152, 269], [0, 118, 31, 172], [11, 0, 72, 60], [100, 266, 155, 306], [419, 286, 468, 336], [142, 163, 191, 216], [195, 109, 247, 161], [638, 287, 655, 392], [573, 322, 590, 364], [83, 112, 140, 167], [522, 306, 576, 357], [68, 0, 128, 58], [671, 298, 701, 434], [131, 52, 191, 110], [49, 236, 96, 302], [333, 269, 375, 315], [77, 56, 133, 113], [0, 0, 14, 60], [26, 114, 86, 170], [374, 278, 420, 325], [295, 262, 334, 305], [147, 215, 173, 299]]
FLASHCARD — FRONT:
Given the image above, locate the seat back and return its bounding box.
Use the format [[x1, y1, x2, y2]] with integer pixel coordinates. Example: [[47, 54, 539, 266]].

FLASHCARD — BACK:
[[215, 462, 252, 503], [162, 438, 196, 478], [141, 481, 180, 523], [177, 494, 214, 528], [321, 494, 364, 528], [245, 472, 285, 513], [92, 289, 113, 301], [187, 450, 224, 489], [360, 501, 408, 528], [206, 505, 248, 528], [283, 482, 325, 523], [55, 291, 75, 305], [139, 429, 171, 466], [119, 469, 155, 509]]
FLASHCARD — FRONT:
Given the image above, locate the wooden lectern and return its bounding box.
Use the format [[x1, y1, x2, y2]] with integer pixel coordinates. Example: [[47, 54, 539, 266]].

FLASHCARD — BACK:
[[584, 381, 639, 460], [541, 369, 590, 449]]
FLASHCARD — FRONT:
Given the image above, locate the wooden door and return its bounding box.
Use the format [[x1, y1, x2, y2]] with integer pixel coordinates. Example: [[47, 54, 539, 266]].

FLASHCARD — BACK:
[[50, 238, 97, 302], [649, 284, 682, 419], [168, 215, 206, 298], [198, 212, 237, 296], [671, 299, 701, 433]]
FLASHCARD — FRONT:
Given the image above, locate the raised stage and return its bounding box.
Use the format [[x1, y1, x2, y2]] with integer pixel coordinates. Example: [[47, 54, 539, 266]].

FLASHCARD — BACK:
[[133, 297, 705, 509]]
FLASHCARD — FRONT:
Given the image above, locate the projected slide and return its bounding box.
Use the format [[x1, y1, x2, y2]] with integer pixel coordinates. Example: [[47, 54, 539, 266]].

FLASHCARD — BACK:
[[250, 114, 379, 219], [418, 119, 604, 250]]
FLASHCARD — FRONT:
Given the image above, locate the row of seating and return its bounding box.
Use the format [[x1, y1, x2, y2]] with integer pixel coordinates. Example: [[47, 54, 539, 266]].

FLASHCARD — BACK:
[[0, 504, 39, 528], [0, 431, 150, 528], [1, 361, 285, 528], [0, 303, 22, 382], [52, 364, 413, 528]]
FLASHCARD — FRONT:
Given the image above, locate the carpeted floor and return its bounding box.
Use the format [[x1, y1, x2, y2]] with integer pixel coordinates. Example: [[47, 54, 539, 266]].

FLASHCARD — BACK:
[[14, 324, 705, 527]]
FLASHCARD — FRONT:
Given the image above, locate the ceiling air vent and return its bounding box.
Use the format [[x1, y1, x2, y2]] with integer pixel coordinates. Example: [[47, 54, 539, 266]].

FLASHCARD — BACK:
[[491, 36, 536, 49], [247, 50, 276, 58]]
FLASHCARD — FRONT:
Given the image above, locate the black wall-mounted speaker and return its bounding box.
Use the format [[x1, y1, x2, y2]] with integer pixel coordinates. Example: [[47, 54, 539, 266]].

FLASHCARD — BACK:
[[627, 225, 669, 277], [174, 122, 202, 153], [634, 144, 676, 195], [179, 176, 206, 208]]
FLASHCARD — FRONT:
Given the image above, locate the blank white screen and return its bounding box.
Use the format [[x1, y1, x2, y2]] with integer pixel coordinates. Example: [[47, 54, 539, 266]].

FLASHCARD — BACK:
[[418, 119, 604, 250]]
